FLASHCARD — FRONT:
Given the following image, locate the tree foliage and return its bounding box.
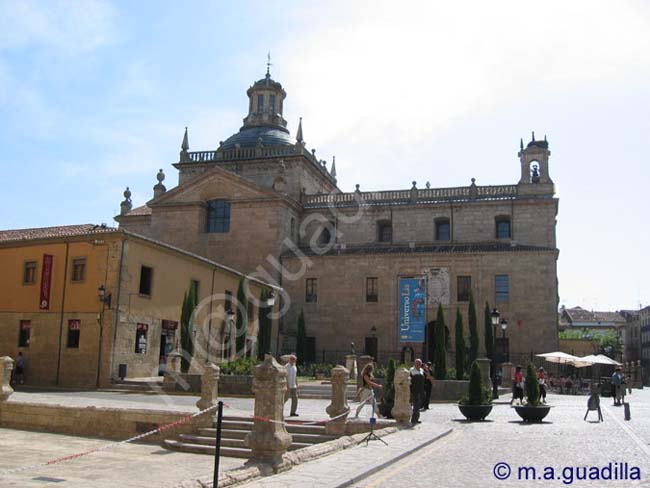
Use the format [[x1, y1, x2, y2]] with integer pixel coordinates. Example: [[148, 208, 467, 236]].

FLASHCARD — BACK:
[[434, 304, 447, 380], [525, 362, 540, 406], [454, 308, 465, 380], [180, 284, 197, 373], [468, 290, 479, 365]]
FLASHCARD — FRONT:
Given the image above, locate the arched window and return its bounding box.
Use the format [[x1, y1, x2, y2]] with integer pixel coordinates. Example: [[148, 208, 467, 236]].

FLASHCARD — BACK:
[[257, 94, 264, 114], [377, 220, 392, 243], [435, 217, 451, 241], [319, 223, 334, 245], [207, 200, 231, 233], [529, 160, 541, 183], [495, 216, 511, 239]]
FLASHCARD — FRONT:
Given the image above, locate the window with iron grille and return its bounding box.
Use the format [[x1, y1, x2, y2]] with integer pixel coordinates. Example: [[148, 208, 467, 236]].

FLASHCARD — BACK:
[[207, 200, 231, 233], [377, 221, 392, 243], [435, 218, 451, 241], [495, 217, 511, 239], [366, 277, 378, 303], [71, 258, 86, 282], [23, 261, 37, 285], [457, 276, 471, 302], [305, 278, 318, 303], [67, 319, 81, 348], [495, 275, 509, 303]]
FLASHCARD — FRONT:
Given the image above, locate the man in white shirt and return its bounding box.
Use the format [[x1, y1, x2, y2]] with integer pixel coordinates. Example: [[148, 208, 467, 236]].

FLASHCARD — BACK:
[[285, 354, 298, 416]]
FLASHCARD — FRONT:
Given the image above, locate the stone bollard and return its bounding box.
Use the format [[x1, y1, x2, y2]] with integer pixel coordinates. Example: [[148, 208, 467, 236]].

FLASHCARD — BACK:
[[244, 354, 292, 471], [391, 368, 411, 424], [345, 355, 357, 381], [357, 355, 374, 390], [325, 365, 350, 435], [501, 362, 514, 389], [476, 358, 492, 390], [196, 363, 220, 410], [1, 356, 14, 401]]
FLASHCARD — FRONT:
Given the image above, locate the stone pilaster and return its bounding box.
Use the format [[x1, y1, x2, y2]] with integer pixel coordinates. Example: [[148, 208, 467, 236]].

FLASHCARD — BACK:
[[325, 366, 350, 435], [1, 356, 14, 401], [244, 354, 292, 471], [391, 368, 411, 424], [196, 363, 220, 411]]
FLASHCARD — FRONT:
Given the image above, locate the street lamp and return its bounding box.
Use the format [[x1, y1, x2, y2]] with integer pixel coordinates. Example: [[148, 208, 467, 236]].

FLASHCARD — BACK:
[[491, 308, 500, 399], [500, 319, 509, 363]]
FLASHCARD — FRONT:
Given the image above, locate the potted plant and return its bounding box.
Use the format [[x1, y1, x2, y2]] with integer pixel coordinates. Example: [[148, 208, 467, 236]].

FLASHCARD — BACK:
[[458, 361, 492, 421], [513, 363, 552, 423]]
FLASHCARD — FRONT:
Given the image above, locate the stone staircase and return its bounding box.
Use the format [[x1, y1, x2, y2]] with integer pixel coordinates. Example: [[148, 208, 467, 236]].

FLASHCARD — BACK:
[[299, 382, 357, 400], [163, 416, 339, 458], [104, 378, 163, 393]]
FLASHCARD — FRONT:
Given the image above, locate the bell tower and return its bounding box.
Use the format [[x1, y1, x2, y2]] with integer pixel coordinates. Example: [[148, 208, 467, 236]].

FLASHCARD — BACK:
[[518, 132, 553, 187], [241, 63, 288, 132]]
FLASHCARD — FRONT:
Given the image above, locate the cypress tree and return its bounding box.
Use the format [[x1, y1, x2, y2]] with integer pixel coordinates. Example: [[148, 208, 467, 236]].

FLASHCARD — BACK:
[[525, 362, 540, 406], [235, 277, 249, 358], [434, 304, 447, 380], [296, 308, 307, 366], [454, 308, 465, 380], [180, 285, 196, 373], [468, 361, 484, 405], [468, 290, 479, 365]]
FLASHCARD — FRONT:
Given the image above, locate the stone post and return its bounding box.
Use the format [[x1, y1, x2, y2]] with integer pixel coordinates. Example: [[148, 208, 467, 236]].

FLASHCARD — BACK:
[[244, 354, 292, 471], [345, 355, 357, 381], [357, 355, 374, 390], [325, 366, 350, 435], [196, 363, 220, 410], [1, 356, 14, 401], [501, 362, 514, 389], [391, 368, 411, 424], [476, 358, 492, 389]]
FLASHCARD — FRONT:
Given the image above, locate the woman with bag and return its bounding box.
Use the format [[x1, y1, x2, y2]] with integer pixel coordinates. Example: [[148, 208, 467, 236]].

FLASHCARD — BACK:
[[511, 365, 524, 405]]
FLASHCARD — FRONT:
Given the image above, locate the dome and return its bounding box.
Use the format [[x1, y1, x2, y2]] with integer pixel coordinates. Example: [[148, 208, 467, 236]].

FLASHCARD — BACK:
[[220, 126, 293, 150]]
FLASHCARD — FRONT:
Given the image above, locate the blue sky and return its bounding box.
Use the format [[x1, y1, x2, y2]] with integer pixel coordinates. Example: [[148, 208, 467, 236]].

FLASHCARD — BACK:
[[1, 0, 648, 311]]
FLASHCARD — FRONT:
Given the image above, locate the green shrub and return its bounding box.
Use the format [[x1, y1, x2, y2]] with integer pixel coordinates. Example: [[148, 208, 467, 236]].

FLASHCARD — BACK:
[[220, 357, 258, 375], [460, 361, 491, 405], [454, 308, 465, 380], [525, 362, 540, 406]]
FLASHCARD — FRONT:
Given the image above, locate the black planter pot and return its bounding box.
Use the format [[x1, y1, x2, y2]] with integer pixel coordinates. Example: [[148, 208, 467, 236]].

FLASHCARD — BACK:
[[514, 405, 552, 423], [458, 404, 493, 421]]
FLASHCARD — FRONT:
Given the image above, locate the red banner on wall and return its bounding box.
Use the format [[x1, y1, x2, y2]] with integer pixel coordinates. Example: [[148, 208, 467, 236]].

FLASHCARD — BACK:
[[69, 319, 81, 331], [39, 254, 53, 310]]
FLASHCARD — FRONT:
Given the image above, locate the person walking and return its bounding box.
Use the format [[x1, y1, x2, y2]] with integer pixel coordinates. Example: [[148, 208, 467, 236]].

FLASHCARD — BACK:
[[354, 363, 382, 418], [14, 352, 25, 385], [285, 354, 299, 416], [422, 361, 434, 411], [611, 367, 623, 406], [538, 367, 547, 404], [511, 365, 524, 405], [410, 359, 425, 424]]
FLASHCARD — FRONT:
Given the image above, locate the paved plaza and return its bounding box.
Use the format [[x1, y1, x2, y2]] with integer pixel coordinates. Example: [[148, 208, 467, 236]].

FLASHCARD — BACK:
[[2, 389, 650, 487]]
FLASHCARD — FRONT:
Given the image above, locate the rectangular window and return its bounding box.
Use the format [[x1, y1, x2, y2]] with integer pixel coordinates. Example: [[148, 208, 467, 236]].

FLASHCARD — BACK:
[[18, 320, 31, 347], [435, 220, 451, 241], [495, 275, 509, 303], [378, 222, 392, 242], [457, 276, 472, 302], [23, 261, 37, 285], [207, 200, 231, 233], [269, 94, 276, 114], [67, 319, 81, 348], [496, 218, 511, 239], [139, 266, 153, 296], [135, 323, 149, 353], [366, 277, 378, 303], [305, 278, 318, 303], [190, 279, 200, 300], [71, 257, 86, 282], [257, 94, 264, 113]]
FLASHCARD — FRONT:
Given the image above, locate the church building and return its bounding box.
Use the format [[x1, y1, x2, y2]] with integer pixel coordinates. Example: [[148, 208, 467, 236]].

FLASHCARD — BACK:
[[116, 68, 560, 365]]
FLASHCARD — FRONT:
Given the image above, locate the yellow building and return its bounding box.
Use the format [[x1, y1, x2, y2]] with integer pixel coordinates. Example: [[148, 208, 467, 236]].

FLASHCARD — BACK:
[[0, 224, 278, 388]]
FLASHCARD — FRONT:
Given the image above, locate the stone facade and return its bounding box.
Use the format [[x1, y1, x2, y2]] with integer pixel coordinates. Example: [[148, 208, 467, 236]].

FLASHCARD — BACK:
[[115, 71, 559, 365]]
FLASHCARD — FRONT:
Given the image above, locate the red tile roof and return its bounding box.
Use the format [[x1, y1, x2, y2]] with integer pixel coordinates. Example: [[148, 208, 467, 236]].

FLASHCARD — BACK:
[[0, 224, 116, 243]]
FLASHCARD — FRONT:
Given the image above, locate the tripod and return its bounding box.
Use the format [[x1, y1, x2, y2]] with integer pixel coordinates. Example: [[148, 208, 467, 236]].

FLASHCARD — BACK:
[[360, 390, 388, 446]]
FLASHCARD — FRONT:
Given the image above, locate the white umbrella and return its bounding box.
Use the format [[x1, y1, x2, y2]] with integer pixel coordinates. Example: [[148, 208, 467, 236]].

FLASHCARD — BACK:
[[577, 354, 622, 366], [536, 352, 580, 365]]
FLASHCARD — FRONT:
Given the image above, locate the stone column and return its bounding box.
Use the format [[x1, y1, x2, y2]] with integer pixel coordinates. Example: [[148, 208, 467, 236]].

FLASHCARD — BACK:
[[476, 358, 492, 389], [1, 356, 14, 401], [244, 354, 292, 471], [391, 368, 411, 424], [325, 365, 350, 435], [501, 362, 514, 389], [345, 355, 357, 381], [196, 363, 220, 410], [357, 355, 374, 390]]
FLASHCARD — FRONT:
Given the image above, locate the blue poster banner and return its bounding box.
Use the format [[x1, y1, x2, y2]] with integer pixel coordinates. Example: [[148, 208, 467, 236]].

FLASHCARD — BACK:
[[399, 277, 427, 343]]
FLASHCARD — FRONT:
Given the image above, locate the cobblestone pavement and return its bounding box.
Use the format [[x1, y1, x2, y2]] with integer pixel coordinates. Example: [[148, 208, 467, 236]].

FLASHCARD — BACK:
[[351, 391, 650, 488], [237, 390, 650, 488]]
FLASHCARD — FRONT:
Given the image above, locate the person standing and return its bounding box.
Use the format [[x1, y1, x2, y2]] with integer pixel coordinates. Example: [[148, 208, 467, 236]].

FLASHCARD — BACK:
[[354, 363, 382, 418], [285, 354, 299, 416], [611, 367, 623, 406], [538, 367, 547, 404], [14, 352, 25, 385], [410, 359, 425, 424], [511, 365, 524, 405], [422, 361, 434, 411]]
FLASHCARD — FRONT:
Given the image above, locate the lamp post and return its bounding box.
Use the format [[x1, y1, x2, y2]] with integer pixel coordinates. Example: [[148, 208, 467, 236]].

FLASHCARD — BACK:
[[500, 319, 509, 363], [96, 285, 112, 388], [491, 308, 500, 399]]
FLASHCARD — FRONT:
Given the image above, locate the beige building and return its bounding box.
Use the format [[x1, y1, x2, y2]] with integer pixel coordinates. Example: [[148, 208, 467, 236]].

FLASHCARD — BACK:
[[0, 225, 277, 387], [116, 70, 560, 365]]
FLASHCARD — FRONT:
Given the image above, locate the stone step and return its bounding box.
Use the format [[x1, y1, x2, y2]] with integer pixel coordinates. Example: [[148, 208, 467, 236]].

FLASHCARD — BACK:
[[178, 434, 312, 450], [201, 422, 331, 437], [163, 440, 250, 458]]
